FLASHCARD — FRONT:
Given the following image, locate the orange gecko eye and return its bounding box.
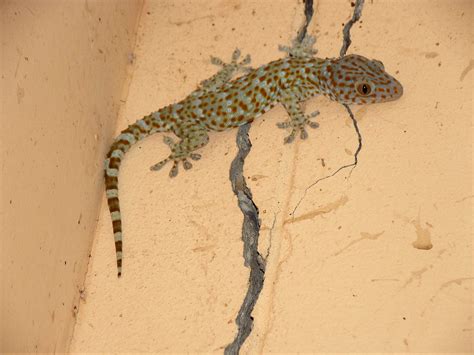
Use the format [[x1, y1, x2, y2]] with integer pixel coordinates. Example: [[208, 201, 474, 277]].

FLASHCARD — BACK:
[[356, 82, 372, 96]]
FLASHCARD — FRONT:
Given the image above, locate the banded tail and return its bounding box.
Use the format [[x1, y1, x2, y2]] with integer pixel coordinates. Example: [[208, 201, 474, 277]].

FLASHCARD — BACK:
[[104, 110, 170, 277]]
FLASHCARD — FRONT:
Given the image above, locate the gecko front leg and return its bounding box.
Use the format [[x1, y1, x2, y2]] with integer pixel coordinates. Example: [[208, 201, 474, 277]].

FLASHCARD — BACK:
[[277, 90, 320, 144], [279, 35, 318, 58], [199, 48, 252, 92]]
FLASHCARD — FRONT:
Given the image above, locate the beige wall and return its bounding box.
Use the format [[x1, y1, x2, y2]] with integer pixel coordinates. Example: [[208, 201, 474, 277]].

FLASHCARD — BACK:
[[2, 0, 472, 353], [70, 0, 472, 353], [1, 0, 142, 352]]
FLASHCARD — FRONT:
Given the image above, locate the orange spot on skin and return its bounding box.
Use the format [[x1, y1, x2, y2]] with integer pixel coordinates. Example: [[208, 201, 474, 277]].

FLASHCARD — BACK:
[[239, 102, 248, 111]]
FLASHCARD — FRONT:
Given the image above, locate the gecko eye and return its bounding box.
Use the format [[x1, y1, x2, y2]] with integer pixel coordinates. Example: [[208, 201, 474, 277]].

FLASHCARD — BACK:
[[356, 82, 372, 96]]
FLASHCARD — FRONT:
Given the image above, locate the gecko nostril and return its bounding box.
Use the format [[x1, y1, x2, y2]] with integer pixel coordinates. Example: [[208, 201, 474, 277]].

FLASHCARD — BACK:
[[393, 85, 401, 97], [397, 84, 404, 97]]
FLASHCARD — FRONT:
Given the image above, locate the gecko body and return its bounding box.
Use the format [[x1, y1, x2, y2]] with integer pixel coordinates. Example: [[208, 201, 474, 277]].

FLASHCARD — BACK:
[[105, 42, 403, 277]]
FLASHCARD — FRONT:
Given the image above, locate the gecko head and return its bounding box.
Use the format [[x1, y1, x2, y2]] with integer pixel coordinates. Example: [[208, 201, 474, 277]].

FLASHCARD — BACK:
[[327, 54, 403, 105]]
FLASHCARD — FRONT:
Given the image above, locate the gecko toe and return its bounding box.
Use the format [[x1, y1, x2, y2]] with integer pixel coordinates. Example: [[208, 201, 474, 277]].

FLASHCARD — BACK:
[[231, 48, 241, 61], [182, 159, 193, 170], [150, 158, 169, 171], [190, 153, 201, 161], [169, 162, 179, 178], [300, 128, 308, 140], [277, 121, 291, 129], [305, 111, 320, 129], [241, 54, 251, 65], [306, 110, 320, 119], [283, 132, 296, 144]]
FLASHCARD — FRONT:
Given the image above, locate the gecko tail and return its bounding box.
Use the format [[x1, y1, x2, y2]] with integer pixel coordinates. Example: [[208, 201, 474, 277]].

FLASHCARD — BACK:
[[104, 110, 170, 277]]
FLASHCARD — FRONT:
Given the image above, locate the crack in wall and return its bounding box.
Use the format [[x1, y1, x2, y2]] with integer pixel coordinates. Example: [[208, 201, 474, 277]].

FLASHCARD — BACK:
[[291, 0, 365, 217], [291, 103, 363, 217], [340, 0, 365, 57], [225, 0, 366, 353], [225, 124, 265, 355], [264, 212, 278, 261]]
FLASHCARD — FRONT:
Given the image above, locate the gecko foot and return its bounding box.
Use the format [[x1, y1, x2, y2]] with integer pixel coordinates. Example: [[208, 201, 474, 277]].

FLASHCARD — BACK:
[[199, 48, 253, 91], [277, 110, 320, 144], [150, 157, 194, 178], [279, 35, 318, 58], [281, 128, 308, 144], [306, 110, 320, 129], [149, 136, 203, 177]]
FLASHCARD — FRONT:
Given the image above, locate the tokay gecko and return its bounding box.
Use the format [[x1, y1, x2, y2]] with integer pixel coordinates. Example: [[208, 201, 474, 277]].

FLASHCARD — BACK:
[[104, 37, 403, 277]]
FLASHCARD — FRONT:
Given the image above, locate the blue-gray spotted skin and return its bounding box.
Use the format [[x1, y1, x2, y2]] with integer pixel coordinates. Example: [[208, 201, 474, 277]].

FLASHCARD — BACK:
[[104, 53, 403, 277]]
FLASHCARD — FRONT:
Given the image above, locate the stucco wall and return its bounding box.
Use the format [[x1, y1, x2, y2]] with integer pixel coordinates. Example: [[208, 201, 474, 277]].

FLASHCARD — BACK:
[[70, 0, 472, 353], [1, 0, 142, 352], [2, 0, 471, 353]]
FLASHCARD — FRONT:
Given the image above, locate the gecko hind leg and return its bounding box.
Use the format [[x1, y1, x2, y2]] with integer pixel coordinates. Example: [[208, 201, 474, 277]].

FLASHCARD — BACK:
[[150, 128, 209, 178]]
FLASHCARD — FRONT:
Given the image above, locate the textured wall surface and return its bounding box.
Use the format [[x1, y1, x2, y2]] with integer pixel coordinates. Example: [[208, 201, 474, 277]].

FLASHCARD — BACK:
[[69, 0, 470, 352], [1, 0, 142, 352]]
